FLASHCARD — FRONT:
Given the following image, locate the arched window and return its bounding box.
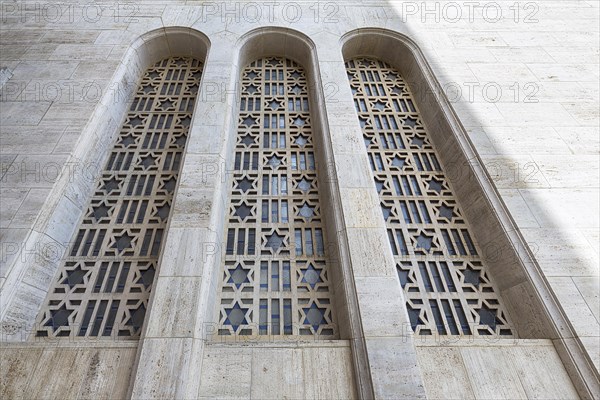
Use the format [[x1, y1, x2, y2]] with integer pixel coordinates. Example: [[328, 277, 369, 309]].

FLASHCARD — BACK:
[[217, 57, 336, 337], [35, 57, 203, 338], [346, 57, 513, 336]]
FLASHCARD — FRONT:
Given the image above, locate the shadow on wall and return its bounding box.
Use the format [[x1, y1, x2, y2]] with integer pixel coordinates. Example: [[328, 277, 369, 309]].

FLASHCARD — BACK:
[[341, 10, 598, 397]]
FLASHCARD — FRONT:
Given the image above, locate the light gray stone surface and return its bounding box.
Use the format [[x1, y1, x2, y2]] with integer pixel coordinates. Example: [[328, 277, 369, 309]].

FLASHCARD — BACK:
[[0, 343, 136, 400], [0, 0, 598, 399], [417, 340, 580, 400], [199, 343, 356, 399]]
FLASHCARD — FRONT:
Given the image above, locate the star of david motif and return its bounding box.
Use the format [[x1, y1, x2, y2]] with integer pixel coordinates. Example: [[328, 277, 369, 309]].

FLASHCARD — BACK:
[[438, 204, 455, 220], [372, 100, 387, 111], [297, 178, 312, 192], [236, 177, 254, 193], [415, 233, 434, 252], [298, 203, 315, 220], [44, 304, 72, 331], [102, 177, 120, 193], [224, 303, 248, 331], [92, 203, 111, 220], [242, 116, 257, 127], [403, 116, 418, 128], [268, 155, 283, 168], [112, 232, 135, 253], [156, 203, 171, 220], [246, 85, 258, 95], [136, 265, 156, 289], [140, 154, 157, 169], [301, 264, 323, 289], [162, 177, 177, 193], [126, 304, 147, 331], [120, 133, 136, 147], [268, 99, 282, 110], [428, 178, 444, 194], [265, 232, 285, 251], [179, 116, 192, 127], [227, 264, 250, 289], [463, 266, 481, 287], [240, 134, 255, 146], [160, 99, 174, 110], [234, 203, 252, 221], [61, 266, 87, 289], [295, 135, 309, 147], [303, 303, 326, 331], [129, 116, 144, 127]]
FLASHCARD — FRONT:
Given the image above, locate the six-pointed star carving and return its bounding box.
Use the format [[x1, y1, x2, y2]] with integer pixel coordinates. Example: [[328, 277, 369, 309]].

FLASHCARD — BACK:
[[295, 135, 309, 147], [415, 233, 433, 252], [162, 177, 177, 193], [463, 266, 481, 287], [268, 155, 283, 168], [477, 304, 498, 330], [236, 177, 254, 192], [137, 265, 156, 289], [411, 136, 425, 148], [428, 178, 444, 193], [298, 203, 315, 220], [92, 202, 111, 220], [179, 116, 192, 127], [301, 264, 322, 289], [102, 177, 120, 193], [372, 100, 387, 111], [265, 232, 285, 251], [227, 264, 251, 289], [403, 116, 418, 128], [156, 203, 171, 220], [224, 303, 248, 330], [242, 116, 257, 127], [126, 304, 147, 331], [234, 203, 252, 220], [438, 204, 455, 220], [113, 232, 135, 252], [160, 99, 174, 110], [120, 133, 136, 147], [44, 304, 73, 331], [62, 266, 87, 289], [297, 178, 312, 192], [140, 154, 157, 168], [129, 116, 144, 127], [303, 303, 326, 331], [268, 99, 281, 110], [240, 134, 255, 146]]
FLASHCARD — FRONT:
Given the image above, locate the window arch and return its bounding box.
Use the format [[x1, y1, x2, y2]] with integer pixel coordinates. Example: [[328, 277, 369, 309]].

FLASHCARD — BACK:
[[346, 57, 513, 336], [35, 57, 203, 339], [216, 56, 336, 337]]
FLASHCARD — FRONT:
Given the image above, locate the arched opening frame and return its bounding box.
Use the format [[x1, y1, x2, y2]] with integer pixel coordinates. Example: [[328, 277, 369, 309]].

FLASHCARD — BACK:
[[0, 27, 211, 342], [340, 27, 598, 399]]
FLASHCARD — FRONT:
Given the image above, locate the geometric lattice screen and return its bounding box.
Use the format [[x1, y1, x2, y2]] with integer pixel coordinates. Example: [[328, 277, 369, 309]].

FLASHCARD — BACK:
[[35, 57, 202, 338], [216, 57, 336, 337], [346, 57, 514, 336]]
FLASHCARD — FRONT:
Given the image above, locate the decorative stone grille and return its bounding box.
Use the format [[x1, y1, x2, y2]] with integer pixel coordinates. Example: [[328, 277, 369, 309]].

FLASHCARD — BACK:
[[35, 57, 202, 339], [346, 57, 514, 336], [216, 57, 336, 337]]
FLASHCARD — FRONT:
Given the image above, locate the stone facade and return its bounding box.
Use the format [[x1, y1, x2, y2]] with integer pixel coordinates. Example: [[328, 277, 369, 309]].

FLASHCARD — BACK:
[[0, 1, 598, 399]]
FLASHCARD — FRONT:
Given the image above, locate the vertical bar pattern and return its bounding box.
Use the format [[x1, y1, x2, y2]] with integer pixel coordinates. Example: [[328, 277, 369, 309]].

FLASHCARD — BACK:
[[35, 57, 203, 339], [346, 57, 513, 336], [217, 57, 336, 337]]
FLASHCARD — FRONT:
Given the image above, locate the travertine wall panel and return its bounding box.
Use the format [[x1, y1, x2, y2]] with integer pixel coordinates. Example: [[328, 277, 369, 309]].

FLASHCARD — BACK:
[[0, 0, 598, 398], [199, 343, 356, 399], [417, 340, 580, 400], [0, 345, 136, 400]]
